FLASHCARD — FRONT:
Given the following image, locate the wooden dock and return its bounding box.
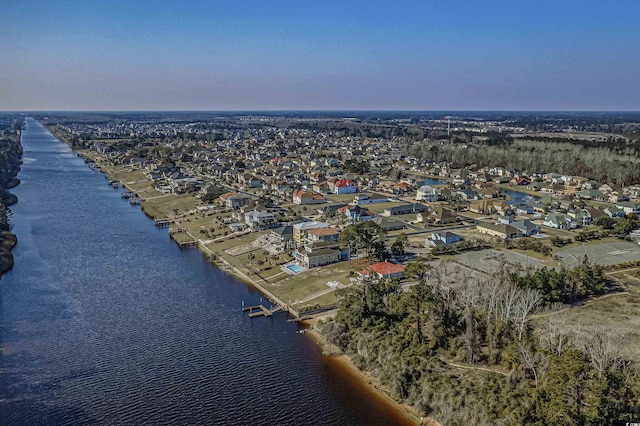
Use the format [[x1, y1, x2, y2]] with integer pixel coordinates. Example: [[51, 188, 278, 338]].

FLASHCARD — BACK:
[[243, 305, 273, 318], [155, 218, 174, 227], [178, 241, 199, 249]]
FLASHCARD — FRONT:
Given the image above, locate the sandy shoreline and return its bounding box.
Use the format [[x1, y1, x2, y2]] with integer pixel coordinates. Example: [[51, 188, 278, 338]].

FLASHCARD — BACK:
[[303, 316, 438, 426]]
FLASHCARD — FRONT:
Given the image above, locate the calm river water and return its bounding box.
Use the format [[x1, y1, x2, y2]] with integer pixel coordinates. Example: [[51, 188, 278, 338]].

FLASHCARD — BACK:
[[0, 119, 413, 425]]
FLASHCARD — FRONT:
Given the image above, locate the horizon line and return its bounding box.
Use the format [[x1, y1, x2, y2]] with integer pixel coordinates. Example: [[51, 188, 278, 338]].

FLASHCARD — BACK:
[[5, 109, 640, 114]]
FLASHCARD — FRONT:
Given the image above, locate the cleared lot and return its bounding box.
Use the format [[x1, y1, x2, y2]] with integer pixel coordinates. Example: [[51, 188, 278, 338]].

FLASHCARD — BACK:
[[557, 241, 640, 267], [454, 249, 544, 274]]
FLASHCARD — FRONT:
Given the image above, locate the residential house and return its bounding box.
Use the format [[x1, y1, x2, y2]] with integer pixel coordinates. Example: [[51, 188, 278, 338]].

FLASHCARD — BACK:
[[292, 221, 329, 247], [304, 227, 341, 251], [477, 221, 522, 239], [604, 206, 626, 218], [513, 203, 534, 215], [218, 192, 252, 209], [293, 190, 326, 205], [543, 213, 578, 229], [383, 203, 428, 216], [585, 207, 608, 221], [427, 231, 462, 247], [359, 262, 404, 280], [616, 201, 640, 215], [416, 185, 438, 202], [510, 177, 531, 186], [270, 225, 293, 249], [427, 207, 458, 224], [576, 189, 606, 201], [510, 219, 540, 236], [293, 247, 342, 269], [469, 199, 511, 216], [457, 189, 481, 201], [317, 203, 348, 218], [244, 209, 275, 230], [371, 216, 406, 231], [334, 179, 357, 194], [354, 194, 388, 204], [568, 209, 593, 226], [340, 205, 374, 222]]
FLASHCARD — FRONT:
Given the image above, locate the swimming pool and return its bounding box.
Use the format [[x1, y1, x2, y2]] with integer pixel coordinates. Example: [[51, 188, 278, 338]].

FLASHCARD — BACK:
[[287, 264, 304, 273]]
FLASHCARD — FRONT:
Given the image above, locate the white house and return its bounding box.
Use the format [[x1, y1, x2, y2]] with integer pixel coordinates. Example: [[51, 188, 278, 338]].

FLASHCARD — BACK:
[[416, 185, 438, 202]]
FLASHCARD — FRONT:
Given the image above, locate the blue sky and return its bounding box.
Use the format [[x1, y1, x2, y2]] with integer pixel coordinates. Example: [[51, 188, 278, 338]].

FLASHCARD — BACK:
[[1, 0, 639, 111]]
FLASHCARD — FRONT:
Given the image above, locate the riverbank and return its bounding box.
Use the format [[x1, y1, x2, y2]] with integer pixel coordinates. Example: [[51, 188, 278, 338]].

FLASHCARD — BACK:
[[0, 124, 24, 279], [303, 315, 436, 426]]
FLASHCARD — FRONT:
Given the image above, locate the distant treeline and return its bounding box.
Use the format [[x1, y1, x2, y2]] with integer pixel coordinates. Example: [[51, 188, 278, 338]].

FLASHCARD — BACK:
[[404, 134, 640, 185]]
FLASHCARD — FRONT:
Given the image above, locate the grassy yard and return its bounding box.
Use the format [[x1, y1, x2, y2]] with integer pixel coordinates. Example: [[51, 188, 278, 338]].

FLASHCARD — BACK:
[[533, 268, 640, 361], [264, 262, 351, 305]]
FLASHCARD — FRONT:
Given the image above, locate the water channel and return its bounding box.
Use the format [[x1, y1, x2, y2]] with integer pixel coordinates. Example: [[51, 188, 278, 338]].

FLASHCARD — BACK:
[[0, 119, 413, 425]]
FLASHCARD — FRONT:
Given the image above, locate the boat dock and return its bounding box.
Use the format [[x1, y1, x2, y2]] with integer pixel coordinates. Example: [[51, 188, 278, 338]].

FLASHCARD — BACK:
[[155, 218, 174, 227], [243, 305, 273, 318], [178, 241, 199, 249]]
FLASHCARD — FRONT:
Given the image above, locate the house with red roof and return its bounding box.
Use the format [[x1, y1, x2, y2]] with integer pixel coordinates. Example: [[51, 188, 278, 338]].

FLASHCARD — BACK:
[[334, 179, 357, 194], [358, 261, 404, 280]]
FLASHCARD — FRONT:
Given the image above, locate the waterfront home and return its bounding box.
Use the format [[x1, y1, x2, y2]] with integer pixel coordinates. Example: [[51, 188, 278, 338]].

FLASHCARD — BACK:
[[543, 213, 578, 229], [509, 177, 531, 186], [293, 247, 342, 269], [292, 190, 326, 205], [333, 179, 356, 194], [476, 186, 499, 199], [270, 225, 293, 249], [383, 203, 428, 216], [244, 209, 275, 230], [292, 221, 329, 247], [513, 203, 534, 215], [476, 221, 522, 239], [416, 185, 438, 203], [218, 192, 252, 209], [468, 199, 511, 216], [304, 227, 341, 248]]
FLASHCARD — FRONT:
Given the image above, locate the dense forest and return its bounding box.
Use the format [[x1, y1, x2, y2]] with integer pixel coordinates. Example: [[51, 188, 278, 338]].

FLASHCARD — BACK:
[[319, 260, 640, 425], [403, 134, 640, 186]]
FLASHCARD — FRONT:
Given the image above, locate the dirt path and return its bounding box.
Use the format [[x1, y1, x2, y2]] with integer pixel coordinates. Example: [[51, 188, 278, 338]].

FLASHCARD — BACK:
[[438, 357, 511, 377]]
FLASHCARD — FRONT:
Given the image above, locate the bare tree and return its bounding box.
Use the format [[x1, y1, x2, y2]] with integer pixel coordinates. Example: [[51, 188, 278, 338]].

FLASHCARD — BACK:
[[519, 344, 541, 388], [575, 329, 625, 378], [513, 288, 543, 341], [536, 310, 571, 355], [457, 275, 482, 363]]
